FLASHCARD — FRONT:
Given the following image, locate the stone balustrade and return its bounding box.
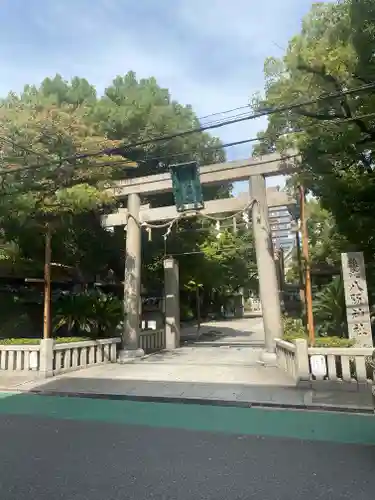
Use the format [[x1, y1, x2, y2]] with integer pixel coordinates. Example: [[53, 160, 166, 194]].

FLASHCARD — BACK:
[[0, 344, 40, 372], [0, 338, 121, 377], [276, 338, 374, 385], [53, 338, 121, 375], [139, 329, 165, 353]]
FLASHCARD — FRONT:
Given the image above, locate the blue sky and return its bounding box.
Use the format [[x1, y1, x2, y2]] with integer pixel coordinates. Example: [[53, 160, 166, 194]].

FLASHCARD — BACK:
[[0, 0, 324, 194]]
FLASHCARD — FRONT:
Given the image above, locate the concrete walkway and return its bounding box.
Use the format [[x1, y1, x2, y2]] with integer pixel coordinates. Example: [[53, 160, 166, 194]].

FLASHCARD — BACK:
[[31, 344, 294, 386], [0, 316, 373, 412], [17, 363, 373, 412], [180, 314, 265, 345], [21, 315, 295, 398]]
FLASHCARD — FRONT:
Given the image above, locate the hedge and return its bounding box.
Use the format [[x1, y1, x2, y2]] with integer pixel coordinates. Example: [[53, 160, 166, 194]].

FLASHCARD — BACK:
[[282, 317, 355, 347], [0, 337, 91, 345]]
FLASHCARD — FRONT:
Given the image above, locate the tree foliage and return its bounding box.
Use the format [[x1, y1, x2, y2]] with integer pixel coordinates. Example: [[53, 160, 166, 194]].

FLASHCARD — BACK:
[[0, 71, 256, 299], [199, 228, 257, 293], [286, 199, 347, 283], [305, 200, 347, 266], [254, 0, 375, 261], [313, 276, 347, 337]]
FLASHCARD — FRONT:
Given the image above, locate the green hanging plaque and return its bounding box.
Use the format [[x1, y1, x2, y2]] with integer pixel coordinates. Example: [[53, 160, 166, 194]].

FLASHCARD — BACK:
[[170, 161, 204, 212]]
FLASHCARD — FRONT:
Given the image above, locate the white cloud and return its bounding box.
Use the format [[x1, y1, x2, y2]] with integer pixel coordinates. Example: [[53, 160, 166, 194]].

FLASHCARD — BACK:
[[0, 0, 319, 191]]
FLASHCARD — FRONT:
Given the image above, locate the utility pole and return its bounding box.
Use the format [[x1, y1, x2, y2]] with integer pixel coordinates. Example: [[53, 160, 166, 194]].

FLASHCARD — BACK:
[[43, 223, 52, 340], [299, 185, 315, 344], [295, 229, 304, 303]]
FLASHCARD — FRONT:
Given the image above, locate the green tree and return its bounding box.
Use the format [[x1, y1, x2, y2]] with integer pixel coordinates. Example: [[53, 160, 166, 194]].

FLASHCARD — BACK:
[[0, 91, 127, 279], [173, 223, 257, 319], [254, 0, 375, 262], [90, 72, 233, 291], [306, 200, 347, 266], [0, 71, 242, 297], [286, 199, 347, 283], [140, 217, 257, 299], [199, 228, 257, 294]]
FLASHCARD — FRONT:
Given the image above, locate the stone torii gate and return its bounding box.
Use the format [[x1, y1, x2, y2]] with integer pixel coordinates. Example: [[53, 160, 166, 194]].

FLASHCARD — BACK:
[[102, 152, 298, 363]]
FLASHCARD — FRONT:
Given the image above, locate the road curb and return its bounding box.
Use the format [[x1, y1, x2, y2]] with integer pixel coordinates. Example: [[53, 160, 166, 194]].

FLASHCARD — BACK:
[[26, 389, 374, 415]]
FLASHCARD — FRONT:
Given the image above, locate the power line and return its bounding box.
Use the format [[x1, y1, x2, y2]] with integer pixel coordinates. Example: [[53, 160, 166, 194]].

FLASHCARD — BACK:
[[143, 137, 259, 164], [0, 110, 374, 179], [0, 136, 255, 177], [149, 112, 375, 164], [106, 81, 375, 152], [2, 110, 374, 178], [0, 104, 253, 165], [51, 80, 375, 162], [1, 81, 375, 176], [197, 105, 250, 123], [192, 109, 255, 130], [0, 135, 52, 163]]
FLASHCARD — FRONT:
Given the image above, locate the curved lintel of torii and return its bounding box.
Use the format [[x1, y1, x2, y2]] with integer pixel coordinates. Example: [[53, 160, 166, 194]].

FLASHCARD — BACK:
[[110, 150, 299, 198]]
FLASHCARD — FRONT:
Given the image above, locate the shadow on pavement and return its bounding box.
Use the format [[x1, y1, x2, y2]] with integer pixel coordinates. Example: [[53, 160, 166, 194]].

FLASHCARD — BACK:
[[180, 325, 264, 343]]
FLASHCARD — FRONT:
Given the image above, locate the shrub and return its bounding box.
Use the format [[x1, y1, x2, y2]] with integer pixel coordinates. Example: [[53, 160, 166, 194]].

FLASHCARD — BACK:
[[180, 304, 195, 322], [0, 338, 41, 345], [282, 316, 354, 347], [282, 316, 307, 342], [314, 337, 354, 348], [313, 276, 347, 337], [0, 337, 91, 345], [53, 290, 123, 338]]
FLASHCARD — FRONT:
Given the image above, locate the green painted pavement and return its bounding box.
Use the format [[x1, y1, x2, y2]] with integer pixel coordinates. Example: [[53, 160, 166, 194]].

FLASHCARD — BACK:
[[0, 392, 374, 445]]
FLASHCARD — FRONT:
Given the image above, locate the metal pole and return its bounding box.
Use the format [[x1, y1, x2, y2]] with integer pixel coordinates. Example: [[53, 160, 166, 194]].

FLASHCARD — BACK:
[[43, 223, 52, 340], [299, 185, 315, 344]]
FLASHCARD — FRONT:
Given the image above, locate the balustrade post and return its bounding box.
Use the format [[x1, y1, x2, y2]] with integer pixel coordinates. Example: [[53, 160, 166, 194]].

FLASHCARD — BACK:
[[39, 339, 54, 378], [294, 338, 310, 382]]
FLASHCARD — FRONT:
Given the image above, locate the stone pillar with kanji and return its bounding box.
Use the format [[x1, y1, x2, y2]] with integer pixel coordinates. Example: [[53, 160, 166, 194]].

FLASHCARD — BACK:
[[341, 252, 373, 347]]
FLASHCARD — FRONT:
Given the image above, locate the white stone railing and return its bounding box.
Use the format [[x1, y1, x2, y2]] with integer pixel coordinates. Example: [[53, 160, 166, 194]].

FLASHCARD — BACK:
[[276, 338, 375, 384], [275, 339, 297, 380], [308, 346, 373, 383], [0, 338, 121, 377], [0, 344, 40, 372], [139, 329, 165, 353], [53, 338, 121, 375]]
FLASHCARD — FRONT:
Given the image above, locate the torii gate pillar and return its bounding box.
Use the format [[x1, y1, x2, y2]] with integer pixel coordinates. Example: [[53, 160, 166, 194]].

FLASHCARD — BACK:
[[118, 193, 144, 363], [250, 175, 283, 363]]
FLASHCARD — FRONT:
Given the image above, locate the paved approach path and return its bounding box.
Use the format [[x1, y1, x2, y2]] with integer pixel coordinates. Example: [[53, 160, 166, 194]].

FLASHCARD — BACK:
[[0, 395, 375, 499], [23, 315, 298, 401], [180, 314, 266, 345], [2, 315, 373, 411]]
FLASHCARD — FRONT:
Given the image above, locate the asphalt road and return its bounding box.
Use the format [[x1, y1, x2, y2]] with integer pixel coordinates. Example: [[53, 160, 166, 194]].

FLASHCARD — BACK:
[[1, 410, 375, 500]]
